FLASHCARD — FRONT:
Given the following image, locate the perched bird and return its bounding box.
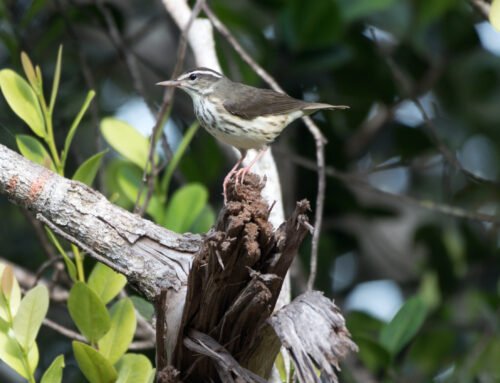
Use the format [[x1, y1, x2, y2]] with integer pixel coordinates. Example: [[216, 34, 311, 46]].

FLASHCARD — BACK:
[[157, 68, 348, 203]]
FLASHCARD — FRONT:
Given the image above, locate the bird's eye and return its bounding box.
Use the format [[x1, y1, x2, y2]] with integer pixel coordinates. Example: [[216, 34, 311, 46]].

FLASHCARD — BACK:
[[189, 73, 197, 81]]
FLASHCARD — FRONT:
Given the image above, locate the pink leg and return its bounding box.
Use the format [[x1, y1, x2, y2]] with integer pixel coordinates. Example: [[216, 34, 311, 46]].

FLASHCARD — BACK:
[[223, 150, 247, 204], [235, 147, 267, 184]]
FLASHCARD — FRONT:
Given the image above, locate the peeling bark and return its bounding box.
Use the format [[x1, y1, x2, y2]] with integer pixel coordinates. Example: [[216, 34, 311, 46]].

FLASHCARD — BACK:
[[0, 144, 199, 300]]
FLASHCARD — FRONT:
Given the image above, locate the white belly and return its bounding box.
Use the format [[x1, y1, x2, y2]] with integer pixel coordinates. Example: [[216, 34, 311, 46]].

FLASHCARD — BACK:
[[193, 97, 304, 150]]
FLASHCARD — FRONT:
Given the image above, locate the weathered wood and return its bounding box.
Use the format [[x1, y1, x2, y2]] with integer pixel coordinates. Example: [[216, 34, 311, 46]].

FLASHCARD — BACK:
[[0, 143, 200, 300], [173, 174, 311, 381], [268, 291, 359, 383]]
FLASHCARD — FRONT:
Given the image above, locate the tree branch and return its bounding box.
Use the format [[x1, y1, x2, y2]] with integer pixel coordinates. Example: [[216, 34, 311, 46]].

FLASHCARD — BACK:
[[0, 143, 199, 300]]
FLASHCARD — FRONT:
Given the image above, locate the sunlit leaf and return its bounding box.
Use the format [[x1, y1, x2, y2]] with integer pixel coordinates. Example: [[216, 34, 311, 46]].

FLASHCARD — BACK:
[[40, 354, 65, 383], [0, 320, 39, 379], [12, 285, 49, 351], [68, 282, 110, 344], [116, 354, 154, 383], [87, 263, 127, 305], [0, 264, 21, 321], [49, 45, 63, 113], [163, 183, 208, 232], [98, 298, 136, 364], [73, 341, 117, 383], [16, 134, 56, 171], [72, 150, 107, 186], [100, 117, 152, 170], [491, 0, 500, 31], [0, 69, 45, 137], [20, 52, 38, 91]]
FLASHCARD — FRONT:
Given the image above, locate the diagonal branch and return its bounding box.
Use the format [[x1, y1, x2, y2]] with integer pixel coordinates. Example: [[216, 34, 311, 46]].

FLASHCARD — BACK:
[[0, 143, 198, 300]]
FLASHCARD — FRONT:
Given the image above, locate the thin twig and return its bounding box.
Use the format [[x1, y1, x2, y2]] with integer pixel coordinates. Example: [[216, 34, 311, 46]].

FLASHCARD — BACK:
[[284, 149, 500, 224], [370, 28, 500, 188], [20, 209, 57, 260], [43, 317, 86, 342], [203, 3, 328, 291], [134, 0, 206, 216], [470, 0, 491, 18], [32, 257, 63, 288]]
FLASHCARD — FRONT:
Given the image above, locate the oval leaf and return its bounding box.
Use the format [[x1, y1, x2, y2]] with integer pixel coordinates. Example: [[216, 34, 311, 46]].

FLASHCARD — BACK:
[[72, 150, 107, 186], [163, 183, 208, 232], [68, 282, 111, 344], [40, 354, 65, 383], [379, 296, 428, 356], [0, 263, 22, 321], [0, 69, 45, 137], [116, 354, 153, 383], [490, 0, 500, 31], [100, 118, 150, 170], [98, 298, 136, 364], [116, 163, 163, 222], [73, 341, 117, 383], [13, 284, 49, 351], [0, 320, 39, 379], [16, 134, 56, 171], [87, 263, 127, 305]]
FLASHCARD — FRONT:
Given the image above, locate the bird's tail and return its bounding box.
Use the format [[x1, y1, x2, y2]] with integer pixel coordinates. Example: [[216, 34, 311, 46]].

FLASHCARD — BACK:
[[303, 102, 350, 113]]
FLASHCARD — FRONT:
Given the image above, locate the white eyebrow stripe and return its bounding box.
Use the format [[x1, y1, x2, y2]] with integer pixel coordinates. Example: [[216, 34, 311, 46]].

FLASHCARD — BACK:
[[178, 69, 223, 80]]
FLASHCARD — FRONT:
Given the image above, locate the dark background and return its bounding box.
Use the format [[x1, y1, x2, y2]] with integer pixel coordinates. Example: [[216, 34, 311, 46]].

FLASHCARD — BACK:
[[0, 0, 499, 381]]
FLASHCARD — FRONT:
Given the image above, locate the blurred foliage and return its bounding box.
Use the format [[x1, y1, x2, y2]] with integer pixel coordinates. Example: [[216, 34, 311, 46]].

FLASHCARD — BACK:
[[0, 0, 499, 381]]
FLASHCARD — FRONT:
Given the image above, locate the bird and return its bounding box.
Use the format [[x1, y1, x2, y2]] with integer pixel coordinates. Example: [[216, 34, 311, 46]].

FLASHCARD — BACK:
[[157, 68, 348, 203]]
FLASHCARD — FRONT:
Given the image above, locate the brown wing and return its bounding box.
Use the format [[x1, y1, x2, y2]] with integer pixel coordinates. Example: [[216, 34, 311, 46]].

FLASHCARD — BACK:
[[222, 84, 310, 120]]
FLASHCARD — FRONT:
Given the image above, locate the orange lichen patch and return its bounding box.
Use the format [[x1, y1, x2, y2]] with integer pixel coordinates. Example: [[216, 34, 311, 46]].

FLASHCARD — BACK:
[[28, 171, 51, 203], [6, 175, 19, 195]]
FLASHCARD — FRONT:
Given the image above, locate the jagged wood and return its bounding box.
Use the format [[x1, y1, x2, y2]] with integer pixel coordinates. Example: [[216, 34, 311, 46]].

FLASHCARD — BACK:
[[173, 174, 312, 381]]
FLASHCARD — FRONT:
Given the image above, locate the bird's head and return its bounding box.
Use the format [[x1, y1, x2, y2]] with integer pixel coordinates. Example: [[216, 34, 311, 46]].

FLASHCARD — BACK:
[[156, 68, 224, 98]]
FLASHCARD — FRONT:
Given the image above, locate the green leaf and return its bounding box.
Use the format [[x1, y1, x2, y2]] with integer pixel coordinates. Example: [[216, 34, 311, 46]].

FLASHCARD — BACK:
[[353, 335, 391, 372], [0, 69, 45, 137], [49, 45, 63, 113], [130, 295, 154, 322], [68, 282, 111, 344], [116, 354, 154, 383], [160, 121, 199, 196], [100, 117, 152, 170], [190, 205, 215, 233], [20, 52, 38, 91], [98, 298, 136, 364], [0, 320, 39, 379], [338, 0, 397, 21], [61, 90, 96, 167], [12, 285, 49, 351], [16, 134, 56, 171], [73, 341, 117, 383], [163, 183, 208, 232], [40, 355, 65, 383], [379, 296, 428, 356], [492, 0, 500, 31], [45, 228, 77, 282], [87, 263, 127, 305], [72, 150, 107, 186], [116, 163, 163, 222], [0, 264, 21, 321]]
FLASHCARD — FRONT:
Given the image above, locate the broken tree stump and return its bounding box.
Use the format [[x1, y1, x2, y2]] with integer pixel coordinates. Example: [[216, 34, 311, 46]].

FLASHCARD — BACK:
[[169, 174, 356, 382]]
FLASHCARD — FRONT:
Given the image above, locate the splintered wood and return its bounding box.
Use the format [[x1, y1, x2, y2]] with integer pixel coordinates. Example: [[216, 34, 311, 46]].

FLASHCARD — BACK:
[[170, 174, 356, 383], [173, 174, 310, 381]]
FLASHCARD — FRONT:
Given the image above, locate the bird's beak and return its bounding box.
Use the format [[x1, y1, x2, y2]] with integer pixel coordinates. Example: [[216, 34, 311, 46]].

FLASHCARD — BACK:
[[156, 80, 181, 87]]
